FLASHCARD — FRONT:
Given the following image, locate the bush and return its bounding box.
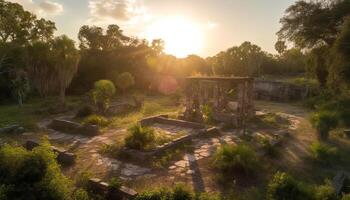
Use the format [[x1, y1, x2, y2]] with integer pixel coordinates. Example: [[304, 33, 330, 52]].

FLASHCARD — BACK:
[[125, 124, 155, 150], [213, 144, 258, 175], [114, 72, 135, 92], [108, 177, 123, 190], [267, 172, 311, 200], [76, 105, 94, 118], [82, 114, 109, 127], [310, 111, 339, 140], [201, 104, 214, 124], [135, 183, 210, 200], [310, 142, 338, 164], [313, 180, 337, 200], [0, 138, 72, 200], [72, 189, 91, 200], [92, 80, 116, 113], [342, 194, 350, 200]]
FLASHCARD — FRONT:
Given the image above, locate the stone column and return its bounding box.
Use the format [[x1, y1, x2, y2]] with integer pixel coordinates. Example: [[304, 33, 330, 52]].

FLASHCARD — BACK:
[[213, 82, 219, 111]]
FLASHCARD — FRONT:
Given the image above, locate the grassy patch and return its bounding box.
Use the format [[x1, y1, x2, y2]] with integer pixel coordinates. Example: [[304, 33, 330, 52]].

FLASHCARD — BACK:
[[109, 95, 182, 128]]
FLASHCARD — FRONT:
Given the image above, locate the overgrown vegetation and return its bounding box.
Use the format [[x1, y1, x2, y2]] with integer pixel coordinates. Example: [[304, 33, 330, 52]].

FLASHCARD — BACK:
[[213, 144, 258, 175], [267, 172, 312, 200], [310, 142, 338, 164], [81, 114, 110, 128], [135, 183, 220, 200], [125, 124, 156, 150], [0, 138, 73, 200]]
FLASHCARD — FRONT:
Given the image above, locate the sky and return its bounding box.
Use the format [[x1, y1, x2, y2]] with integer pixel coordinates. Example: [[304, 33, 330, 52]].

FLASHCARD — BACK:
[[9, 0, 297, 57]]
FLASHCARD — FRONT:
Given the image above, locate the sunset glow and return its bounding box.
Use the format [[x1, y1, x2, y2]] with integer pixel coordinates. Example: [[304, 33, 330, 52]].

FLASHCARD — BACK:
[[145, 16, 203, 58]]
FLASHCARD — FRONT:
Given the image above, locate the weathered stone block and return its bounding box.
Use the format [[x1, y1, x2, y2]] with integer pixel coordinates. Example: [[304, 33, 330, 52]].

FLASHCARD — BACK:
[[0, 125, 25, 134], [88, 178, 138, 200], [49, 119, 100, 136]]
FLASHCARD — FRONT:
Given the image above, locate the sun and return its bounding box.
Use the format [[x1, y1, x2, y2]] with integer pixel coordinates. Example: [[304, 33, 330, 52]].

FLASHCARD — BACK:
[[145, 16, 203, 58]]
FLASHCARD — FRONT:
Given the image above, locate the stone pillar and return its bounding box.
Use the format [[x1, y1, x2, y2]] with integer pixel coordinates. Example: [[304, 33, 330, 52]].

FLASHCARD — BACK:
[[213, 82, 219, 111], [247, 80, 255, 117]]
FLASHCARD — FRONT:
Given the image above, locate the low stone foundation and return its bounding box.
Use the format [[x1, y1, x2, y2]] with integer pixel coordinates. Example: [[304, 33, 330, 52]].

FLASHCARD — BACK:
[[140, 115, 205, 129], [0, 124, 25, 134], [88, 178, 138, 200], [123, 115, 218, 161], [25, 140, 76, 165], [49, 119, 99, 136]]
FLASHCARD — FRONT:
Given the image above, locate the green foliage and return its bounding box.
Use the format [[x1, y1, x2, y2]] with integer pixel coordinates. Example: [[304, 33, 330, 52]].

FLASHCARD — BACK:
[[313, 180, 337, 200], [310, 142, 338, 164], [92, 80, 116, 112], [213, 144, 258, 175], [72, 189, 91, 200], [310, 111, 339, 140], [135, 183, 192, 200], [75, 170, 94, 189], [135, 183, 220, 200], [125, 124, 155, 150], [0, 138, 72, 200], [342, 194, 350, 200], [108, 177, 123, 190], [114, 72, 135, 92], [267, 172, 311, 200], [82, 114, 109, 127], [201, 104, 214, 124]]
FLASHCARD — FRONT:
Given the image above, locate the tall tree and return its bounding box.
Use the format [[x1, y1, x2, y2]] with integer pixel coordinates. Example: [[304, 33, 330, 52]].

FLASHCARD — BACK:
[[52, 35, 80, 104]]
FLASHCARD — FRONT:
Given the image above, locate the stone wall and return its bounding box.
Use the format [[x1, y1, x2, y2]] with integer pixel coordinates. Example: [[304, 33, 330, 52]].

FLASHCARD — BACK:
[[88, 178, 138, 200], [254, 80, 310, 102], [25, 140, 76, 165], [49, 119, 99, 136]]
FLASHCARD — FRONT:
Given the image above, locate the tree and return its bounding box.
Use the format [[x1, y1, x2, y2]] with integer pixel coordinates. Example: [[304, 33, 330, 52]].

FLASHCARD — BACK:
[[114, 72, 135, 92], [275, 40, 287, 55], [26, 42, 55, 98], [209, 42, 265, 76], [278, 0, 350, 48], [92, 80, 116, 113], [0, 0, 56, 44], [51, 35, 80, 104]]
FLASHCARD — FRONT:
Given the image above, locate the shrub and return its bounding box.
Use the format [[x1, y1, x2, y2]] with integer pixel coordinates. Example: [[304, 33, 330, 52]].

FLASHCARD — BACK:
[[310, 142, 338, 164], [0, 138, 72, 200], [201, 104, 214, 124], [108, 177, 123, 190], [313, 180, 337, 200], [114, 72, 135, 92], [72, 189, 91, 200], [267, 172, 311, 200], [213, 144, 258, 175], [82, 114, 109, 127], [310, 111, 339, 140], [92, 80, 116, 113], [75, 170, 94, 189], [125, 124, 155, 150], [342, 194, 350, 200], [76, 105, 94, 118], [135, 183, 220, 200]]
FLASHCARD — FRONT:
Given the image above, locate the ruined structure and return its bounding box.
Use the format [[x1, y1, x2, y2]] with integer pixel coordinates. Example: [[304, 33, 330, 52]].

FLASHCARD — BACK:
[[182, 77, 255, 127]]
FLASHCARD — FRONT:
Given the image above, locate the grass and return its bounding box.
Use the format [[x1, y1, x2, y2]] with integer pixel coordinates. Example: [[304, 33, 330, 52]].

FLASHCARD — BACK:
[[0, 96, 81, 130], [109, 95, 183, 129]]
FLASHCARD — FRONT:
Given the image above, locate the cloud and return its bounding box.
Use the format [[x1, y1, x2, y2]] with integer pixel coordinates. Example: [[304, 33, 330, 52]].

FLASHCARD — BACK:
[[88, 0, 148, 24], [38, 1, 63, 16], [8, 0, 63, 17]]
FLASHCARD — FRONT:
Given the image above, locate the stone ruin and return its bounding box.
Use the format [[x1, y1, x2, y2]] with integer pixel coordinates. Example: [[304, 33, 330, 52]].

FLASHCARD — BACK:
[[182, 77, 255, 127]]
